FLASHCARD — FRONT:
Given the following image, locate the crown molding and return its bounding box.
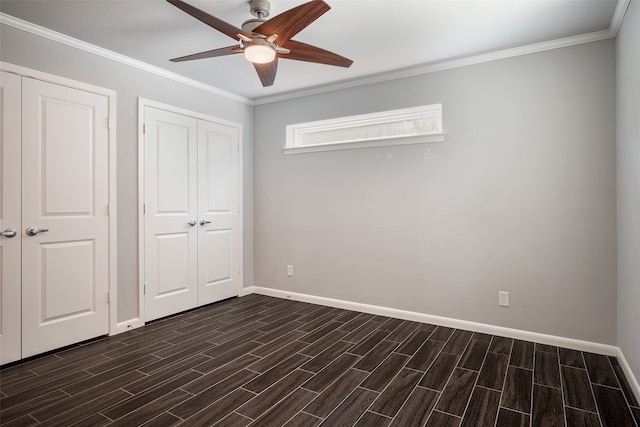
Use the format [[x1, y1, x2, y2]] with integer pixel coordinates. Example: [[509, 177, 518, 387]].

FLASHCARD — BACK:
[[253, 27, 616, 105], [0, 13, 253, 106], [2, 0, 631, 107], [610, 0, 632, 37], [254, 0, 631, 105]]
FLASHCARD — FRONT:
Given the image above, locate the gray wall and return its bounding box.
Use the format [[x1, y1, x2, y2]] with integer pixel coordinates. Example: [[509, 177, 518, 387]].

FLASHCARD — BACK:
[[254, 40, 617, 344], [616, 1, 640, 382], [0, 25, 254, 322]]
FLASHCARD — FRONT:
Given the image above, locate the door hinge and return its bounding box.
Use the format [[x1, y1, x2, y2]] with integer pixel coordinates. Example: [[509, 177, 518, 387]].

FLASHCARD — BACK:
[[144, 284, 146, 295], [106, 204, 110, 216], [106, 291, 110, 303], [143, 124, 146, 134], [143, 203, 146, 215]]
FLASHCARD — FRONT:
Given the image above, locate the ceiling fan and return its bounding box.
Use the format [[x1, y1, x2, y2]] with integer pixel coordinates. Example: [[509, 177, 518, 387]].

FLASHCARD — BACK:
[[167, 0, 353, 87]]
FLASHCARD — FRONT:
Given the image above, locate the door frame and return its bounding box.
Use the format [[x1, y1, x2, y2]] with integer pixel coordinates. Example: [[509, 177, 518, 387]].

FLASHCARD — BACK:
[[0, 61, 118, 337], [137, 98, 244, 324]]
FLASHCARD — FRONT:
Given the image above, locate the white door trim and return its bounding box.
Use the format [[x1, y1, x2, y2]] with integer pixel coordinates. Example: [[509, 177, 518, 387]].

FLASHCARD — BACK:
[[137, 97, 243, 325], [0, 61, 118, 338]]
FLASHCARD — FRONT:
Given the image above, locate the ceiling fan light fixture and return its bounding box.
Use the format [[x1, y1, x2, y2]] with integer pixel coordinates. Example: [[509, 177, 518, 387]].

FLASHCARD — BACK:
[[244, 40, 277, 64]]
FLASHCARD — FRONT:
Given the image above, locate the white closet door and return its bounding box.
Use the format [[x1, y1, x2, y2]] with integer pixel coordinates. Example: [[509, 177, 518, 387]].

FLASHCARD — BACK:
[[144, 107, 198, 321], [21, 78, 110, 358], [197, 120, 240, 305], [0, 71, 22, 364]]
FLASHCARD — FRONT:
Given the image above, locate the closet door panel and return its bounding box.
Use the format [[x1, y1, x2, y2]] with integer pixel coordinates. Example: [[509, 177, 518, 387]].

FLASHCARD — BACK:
[[197, 120, 240, 305], [21, 78, 110, 358], [144, 107, 198, 321], [0, 71, 22, 364]]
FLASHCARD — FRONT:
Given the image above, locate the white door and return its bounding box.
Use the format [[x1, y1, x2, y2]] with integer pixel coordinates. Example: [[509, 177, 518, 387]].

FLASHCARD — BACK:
[[21, 78, 110, 358], [144, 107, 199, 321], [197, 120, 240, 305], [0, 71, 22, 364]]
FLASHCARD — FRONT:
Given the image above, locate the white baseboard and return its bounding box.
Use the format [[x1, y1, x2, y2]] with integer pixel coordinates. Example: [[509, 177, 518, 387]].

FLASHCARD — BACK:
[[248, 286, 640, 403], [112, 318, 145, 335], [249, 286, 619, 355], [616, 348, 640, 405], [239, 286, 254, 297]]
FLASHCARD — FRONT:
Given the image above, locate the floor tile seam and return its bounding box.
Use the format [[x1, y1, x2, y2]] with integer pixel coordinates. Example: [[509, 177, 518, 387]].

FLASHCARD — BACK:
[[88, 354, 164, 376], [341, 321, 385, 344], [248, 345, 311, 372], [532, 380, 562, 390], [450, 332, 475, 363], [560, 363, 587, 372], [432, 408, 463, 419], [236, 382, 317, 421], [422, 356, 462, 418], [299, 410, 323, 422], [385, 324, 421, 344], [346, 387, 386, 427], [368, 361, 424, 418], [417, 384, 443, 394], [126, 368, 204, 404], [0, 371, 92, 405], [404, 340, 446, 372], [563, 403, 600, 415], [590, 381, 627, 392], [605, 355, 640, 411], [29, 386, 131, 424], [300, 353, 361, 394], [346, 326, 393, 355], [528, 350, 537, 419], [142, 348, 214, 372], [582, 366, 608, 426], [535, 343, 559, 353], [300, 379, 363, 421], [475, 383, 503, 393], [230, 410, 255, 423], [507, 364, 533, 372], [428, 329, 454, 344], [166, 375, 257, 421], [403, 365, 426, 374], [491, 338, 513, 427], [458, 341, 493, 421], [238, 386, 259, 396], [556, 356, 570, 427], [459, 340, 491, 373], [496, 404, 530, 417]]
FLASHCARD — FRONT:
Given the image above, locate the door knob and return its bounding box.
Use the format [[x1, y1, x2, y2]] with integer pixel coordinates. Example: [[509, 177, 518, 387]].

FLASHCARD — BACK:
[[26, 227, 49, 236], [200, 220, 211, 226], [0, 228, 17, 238], [187, 220, 197, 227]]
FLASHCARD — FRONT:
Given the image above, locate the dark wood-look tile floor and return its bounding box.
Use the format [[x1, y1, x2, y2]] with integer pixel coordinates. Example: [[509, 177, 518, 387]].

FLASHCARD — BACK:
[[1, 294, 639, 427]]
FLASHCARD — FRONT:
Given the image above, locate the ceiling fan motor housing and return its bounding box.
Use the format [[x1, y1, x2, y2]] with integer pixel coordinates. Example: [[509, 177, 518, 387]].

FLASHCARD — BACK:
[[250, 0, 270, 19], [242, 18, 267, 34]]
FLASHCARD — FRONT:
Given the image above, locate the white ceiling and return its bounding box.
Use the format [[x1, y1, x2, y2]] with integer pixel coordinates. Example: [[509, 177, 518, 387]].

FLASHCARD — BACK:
[[0, 0, 622, 100]]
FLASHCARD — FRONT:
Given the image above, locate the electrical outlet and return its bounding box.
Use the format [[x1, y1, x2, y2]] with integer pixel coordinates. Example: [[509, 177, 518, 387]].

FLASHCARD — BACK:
[[287, 265, 293, 277], [498, 291, 510, 307]]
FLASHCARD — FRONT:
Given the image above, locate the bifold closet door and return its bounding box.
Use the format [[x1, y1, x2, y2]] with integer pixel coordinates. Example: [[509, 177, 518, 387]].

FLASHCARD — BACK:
[[144, 106, 241, 322], [197, 119, 240, 305], [21, 78, 110, 358], [144, 107, 199, 321], [0, 71, 22, 365]]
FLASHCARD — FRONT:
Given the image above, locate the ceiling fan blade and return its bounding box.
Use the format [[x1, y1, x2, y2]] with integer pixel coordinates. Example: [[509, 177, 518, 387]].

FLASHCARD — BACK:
[[170, 45, 242, 62], [280, 40, 353, 68], [253, 59, 278, 87], [167, 0, 253, 41], [253, 0, 330, 43]]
